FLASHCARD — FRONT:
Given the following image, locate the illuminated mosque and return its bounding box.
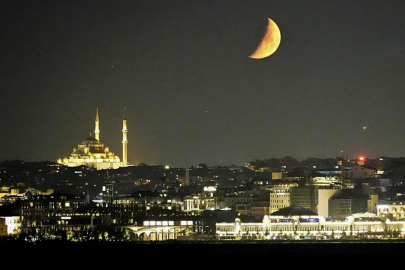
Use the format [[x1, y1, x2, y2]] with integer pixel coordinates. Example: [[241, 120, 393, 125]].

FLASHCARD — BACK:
[[57, 108, 128, 170]]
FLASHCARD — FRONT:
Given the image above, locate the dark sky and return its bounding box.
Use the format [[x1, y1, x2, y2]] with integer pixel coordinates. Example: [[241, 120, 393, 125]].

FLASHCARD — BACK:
[[1, 0, 405, 167]]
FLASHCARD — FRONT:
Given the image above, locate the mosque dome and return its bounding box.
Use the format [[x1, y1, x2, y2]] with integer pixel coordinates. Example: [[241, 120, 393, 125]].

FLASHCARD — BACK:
[[80, 137, 101, 145]]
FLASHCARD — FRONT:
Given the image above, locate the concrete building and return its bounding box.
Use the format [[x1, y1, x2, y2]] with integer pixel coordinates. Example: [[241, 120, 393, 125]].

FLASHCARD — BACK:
[[272, 172, 283, 180], [112, 195, 182, 225], [0, 216, 20, 235], [102, 181, 114, 207], [318, 188, 342, 218], [21, 193, 88, 234], [345, 165, 377, 179], [40, 212, 111, 237], [368, 194, 379, 214], [250, 201, 270, 219], [266, 182, 297, 214], [377, 197, 405, 221], [235, 203, 250, 216], [329, 192, 368, 219], [269, 189, 290, 214], [183, 195, 218, 214], [0, 218, 6, 236], [290, 185, 318, 212], [219, 196, 238, 209]]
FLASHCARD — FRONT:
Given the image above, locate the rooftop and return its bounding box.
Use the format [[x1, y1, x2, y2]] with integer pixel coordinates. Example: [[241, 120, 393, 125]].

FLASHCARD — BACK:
[[270, 206, 318, 217]]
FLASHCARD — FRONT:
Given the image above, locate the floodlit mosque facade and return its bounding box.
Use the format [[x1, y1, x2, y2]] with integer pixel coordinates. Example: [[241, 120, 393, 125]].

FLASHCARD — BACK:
[[57, 109, 128, 170], [216, 206, 405, 240]]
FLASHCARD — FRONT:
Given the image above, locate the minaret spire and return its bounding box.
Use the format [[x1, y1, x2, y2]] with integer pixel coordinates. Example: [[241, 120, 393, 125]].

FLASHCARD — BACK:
[[122, 108, 128, 167], [185, 164, 190, 186], [95, 107, 100, 141]]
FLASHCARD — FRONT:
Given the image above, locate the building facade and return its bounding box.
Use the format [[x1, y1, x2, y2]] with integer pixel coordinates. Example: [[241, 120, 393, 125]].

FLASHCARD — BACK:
[[345, 165, 377, 179], [269, 190, 290, 214], [318, 188, 342, 218], [329, 197, 368, 219], [216, 207, 405, 240], [250, 201, 270, 219], [0, 216, 20, 235], [20, 194, 88, 234], [290, 185, 318, 212], [0, 218, 6, 236], [377, 200, 405, 221], [112, 196, 182, 225], [182, 196, 218, 214]]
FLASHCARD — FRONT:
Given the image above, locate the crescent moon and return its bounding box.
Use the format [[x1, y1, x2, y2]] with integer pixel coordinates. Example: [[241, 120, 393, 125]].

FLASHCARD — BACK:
[[249, 18, 281, 59]]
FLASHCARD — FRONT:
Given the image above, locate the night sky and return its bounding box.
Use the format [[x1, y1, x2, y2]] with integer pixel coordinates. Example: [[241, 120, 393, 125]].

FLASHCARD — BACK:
[[1, 0, 405, 167]]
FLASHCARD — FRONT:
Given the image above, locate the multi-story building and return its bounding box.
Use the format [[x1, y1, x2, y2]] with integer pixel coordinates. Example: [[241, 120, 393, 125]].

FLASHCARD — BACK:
[[0, 218, 6, 236], [266, 181, 297, 214], [269, 189, 290, 214], [318, 187, 342, 218], [250, 201, 270, 219], [102, 181, 114, 206], [39, 211, 111, 237], [21, 193, 88, 234], [328, 192, 368, 219], [377, 196, 405, 221], [219, 196, 238, 209], [368, 194, 379, 214], [216, 209, 405, 240], [112, 196, 181, 225], [201, 209, 238, 236], [183, 195, 218, 214], [235, 203, 250, 216], [290, 185, 318, 212], [345, 165, 377, 179], [0, 216, 20, 235]]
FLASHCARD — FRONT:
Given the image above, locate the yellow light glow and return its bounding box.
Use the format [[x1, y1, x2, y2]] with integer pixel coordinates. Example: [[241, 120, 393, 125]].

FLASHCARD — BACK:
[[250, 18, 281, 59]]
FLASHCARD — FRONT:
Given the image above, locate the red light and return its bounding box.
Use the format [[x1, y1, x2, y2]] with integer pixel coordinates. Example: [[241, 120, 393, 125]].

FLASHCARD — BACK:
[[359, 157, 365, 161]]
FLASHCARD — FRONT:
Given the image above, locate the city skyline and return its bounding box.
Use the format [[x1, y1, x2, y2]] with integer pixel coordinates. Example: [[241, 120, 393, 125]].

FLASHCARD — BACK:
[[1, 1, 405, 167]]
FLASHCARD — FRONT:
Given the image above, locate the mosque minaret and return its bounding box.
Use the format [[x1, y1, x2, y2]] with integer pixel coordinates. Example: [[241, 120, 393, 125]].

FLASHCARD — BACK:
[[57, 108, 129, 170], [94, 107, 100, 141], [122, 108, 128, 167]]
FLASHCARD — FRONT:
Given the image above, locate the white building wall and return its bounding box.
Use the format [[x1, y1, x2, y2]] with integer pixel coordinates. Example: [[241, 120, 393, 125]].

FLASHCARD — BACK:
[[0, 216, 20, 234], [318, 189, 341, 218]]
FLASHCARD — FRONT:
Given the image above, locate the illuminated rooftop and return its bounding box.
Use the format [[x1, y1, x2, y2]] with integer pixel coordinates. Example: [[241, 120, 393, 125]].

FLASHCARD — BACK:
[[270, 206, 318, 217]]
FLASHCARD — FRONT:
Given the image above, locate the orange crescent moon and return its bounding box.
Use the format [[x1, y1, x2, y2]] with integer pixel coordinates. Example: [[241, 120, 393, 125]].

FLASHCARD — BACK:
[[249, 18, 281, 59]]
